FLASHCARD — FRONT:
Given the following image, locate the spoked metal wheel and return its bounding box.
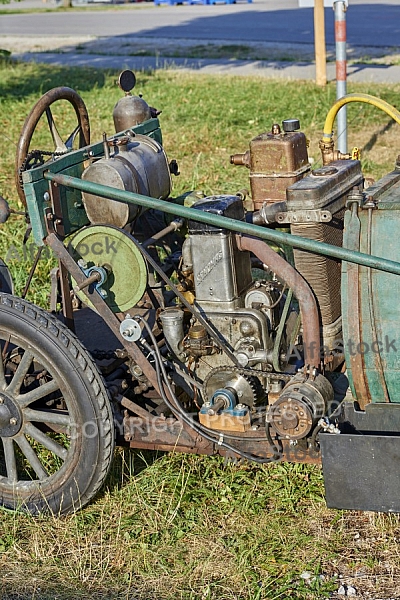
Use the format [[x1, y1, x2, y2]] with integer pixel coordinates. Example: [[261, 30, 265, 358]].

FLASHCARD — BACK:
[[0, 294, 114, 515]]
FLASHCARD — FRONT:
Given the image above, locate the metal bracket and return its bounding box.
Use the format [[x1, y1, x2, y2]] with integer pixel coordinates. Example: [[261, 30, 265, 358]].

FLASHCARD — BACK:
[[275, 209, 332, 225], [48, 180, 65, 237]]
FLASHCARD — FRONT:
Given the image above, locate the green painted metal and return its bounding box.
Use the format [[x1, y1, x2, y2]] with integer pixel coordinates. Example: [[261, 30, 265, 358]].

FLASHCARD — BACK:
[[22, 118, 162, 246], [355, 209, 400, 402], [342, 170, 400, 404], [341, 207, 362, 402], [45, 171, 400, 277], [367, 170, 400, 211], [69, 225, 148, 313]]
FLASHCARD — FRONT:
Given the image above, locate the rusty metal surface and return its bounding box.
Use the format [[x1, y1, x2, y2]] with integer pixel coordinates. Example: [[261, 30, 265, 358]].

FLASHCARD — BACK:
[[44, 172, 400, 277], [45, 233, 200, 446], [46, 232, 162, 392], [291, 216, 344, 328], [124, 415, 321, 465], [342, 206, 371, 408], [236, 235, 321, 369], [231, 128, 310, 209]]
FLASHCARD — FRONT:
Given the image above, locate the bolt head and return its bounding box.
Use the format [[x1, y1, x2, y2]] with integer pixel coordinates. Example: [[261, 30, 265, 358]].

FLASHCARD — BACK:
[[9, 417, 17, 426]]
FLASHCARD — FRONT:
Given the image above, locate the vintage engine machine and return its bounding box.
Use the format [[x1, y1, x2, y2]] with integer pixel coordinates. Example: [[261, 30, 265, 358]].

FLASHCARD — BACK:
[[1, 70, 400, 515]]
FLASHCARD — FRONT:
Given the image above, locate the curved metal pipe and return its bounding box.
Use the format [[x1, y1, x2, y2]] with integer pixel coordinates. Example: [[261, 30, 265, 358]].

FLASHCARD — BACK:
[[236, 235, 321, 369]]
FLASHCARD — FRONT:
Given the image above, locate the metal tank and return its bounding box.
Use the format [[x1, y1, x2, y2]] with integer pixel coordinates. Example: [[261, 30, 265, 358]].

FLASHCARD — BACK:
[[342, 166, 400, 407]]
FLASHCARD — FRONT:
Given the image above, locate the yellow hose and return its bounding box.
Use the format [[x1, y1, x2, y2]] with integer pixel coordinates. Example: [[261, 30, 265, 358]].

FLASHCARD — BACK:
[[322, 93, 400, 143]]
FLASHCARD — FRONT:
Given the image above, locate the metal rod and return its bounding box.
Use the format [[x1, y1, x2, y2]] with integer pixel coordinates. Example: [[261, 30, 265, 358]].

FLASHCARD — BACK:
[[44, 172, 400, 277], [73, 270, 101, 292], [142, 218, 183, 248], [334, 0, 347, 153], [21, 246, 43, 299]]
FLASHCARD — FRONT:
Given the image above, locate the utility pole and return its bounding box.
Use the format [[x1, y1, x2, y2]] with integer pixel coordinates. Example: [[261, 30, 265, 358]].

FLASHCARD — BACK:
[[314, 0, 327, 86]]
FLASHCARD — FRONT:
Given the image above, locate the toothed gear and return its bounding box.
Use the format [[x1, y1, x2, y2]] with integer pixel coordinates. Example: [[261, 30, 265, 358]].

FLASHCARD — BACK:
[[18, 149, 68, 190], [203, 366, 258, 407]]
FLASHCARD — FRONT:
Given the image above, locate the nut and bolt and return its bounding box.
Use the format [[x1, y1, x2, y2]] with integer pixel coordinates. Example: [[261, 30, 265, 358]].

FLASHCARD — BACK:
[[363, 195, 376, 209], [9, 417, 17, 426]]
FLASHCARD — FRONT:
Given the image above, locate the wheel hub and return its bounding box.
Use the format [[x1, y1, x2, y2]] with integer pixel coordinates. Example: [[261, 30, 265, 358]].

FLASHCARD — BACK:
[[0, 392, 22, 437]]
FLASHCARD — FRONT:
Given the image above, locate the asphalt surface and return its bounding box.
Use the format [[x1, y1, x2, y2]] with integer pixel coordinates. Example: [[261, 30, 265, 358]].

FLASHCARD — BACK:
[[1, 0, 400, 47], [1, 0, 400, 82]]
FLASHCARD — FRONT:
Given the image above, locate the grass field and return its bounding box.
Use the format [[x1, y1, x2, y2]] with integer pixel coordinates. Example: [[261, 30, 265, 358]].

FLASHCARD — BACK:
[[0, 58, 400, 599]]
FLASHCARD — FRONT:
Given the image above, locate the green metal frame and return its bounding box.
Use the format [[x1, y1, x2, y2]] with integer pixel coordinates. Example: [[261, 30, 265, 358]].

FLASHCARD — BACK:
[[22, 118, 162, 245]]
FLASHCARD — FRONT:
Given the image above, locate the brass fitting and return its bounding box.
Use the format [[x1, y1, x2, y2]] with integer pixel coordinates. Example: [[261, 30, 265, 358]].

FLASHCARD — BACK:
[[319, 139, 351, 165], [230, 150, 250, 168]]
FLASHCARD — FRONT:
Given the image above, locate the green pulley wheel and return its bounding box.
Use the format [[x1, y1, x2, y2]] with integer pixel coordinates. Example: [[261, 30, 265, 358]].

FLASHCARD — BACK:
[[68, 225, 147, 313]]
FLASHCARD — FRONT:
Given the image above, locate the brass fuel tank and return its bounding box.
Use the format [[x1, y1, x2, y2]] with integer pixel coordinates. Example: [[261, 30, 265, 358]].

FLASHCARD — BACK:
[[231, 119, 310, 210]]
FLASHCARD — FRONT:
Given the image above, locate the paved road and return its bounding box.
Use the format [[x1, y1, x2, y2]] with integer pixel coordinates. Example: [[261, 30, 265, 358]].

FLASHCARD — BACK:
[[1, 0, 400, 48]]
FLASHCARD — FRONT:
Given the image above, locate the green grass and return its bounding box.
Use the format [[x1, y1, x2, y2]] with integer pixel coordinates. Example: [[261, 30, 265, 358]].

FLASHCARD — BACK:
[[0, 60, 400, 599]]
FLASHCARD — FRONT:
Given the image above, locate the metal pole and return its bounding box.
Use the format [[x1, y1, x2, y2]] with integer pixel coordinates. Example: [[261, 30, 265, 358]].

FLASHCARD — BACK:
[[45, 171, 400, 277], [314, 0, 327, 86], [334, 1, 347, 153]]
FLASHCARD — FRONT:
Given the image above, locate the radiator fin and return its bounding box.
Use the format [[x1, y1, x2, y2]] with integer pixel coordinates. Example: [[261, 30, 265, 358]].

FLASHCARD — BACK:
[[291, 210, 344, 326]]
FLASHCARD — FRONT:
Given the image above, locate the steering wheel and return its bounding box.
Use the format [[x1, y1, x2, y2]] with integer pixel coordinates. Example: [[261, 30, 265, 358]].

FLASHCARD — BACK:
[[15, 87, 90, 206]]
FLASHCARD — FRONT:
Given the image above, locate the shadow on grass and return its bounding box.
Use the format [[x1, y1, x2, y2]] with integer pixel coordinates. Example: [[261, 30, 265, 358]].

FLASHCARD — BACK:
[[0, 59, 107, 99], [104, 446, 166, 493]]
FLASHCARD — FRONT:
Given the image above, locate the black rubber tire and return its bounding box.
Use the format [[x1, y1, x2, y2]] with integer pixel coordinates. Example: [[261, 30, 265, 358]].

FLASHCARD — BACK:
[[0, 293, 115, 515]]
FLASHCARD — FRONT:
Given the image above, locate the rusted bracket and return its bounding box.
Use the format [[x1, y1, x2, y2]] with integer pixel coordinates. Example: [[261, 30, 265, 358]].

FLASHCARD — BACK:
[[45, 198, 75, 329], [47, 232, 163, 390], [45, 232, 199, 443]]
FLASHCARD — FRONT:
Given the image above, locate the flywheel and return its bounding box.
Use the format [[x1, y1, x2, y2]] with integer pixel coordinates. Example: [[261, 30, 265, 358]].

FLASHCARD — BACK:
[[68, 225, 147, 313]]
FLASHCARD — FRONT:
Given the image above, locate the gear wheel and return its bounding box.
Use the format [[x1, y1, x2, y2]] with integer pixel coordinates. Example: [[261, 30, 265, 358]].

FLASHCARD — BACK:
[[203, 366, 258, 407], [18, 150, 46, 190], [18, 149, 68, 191]]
